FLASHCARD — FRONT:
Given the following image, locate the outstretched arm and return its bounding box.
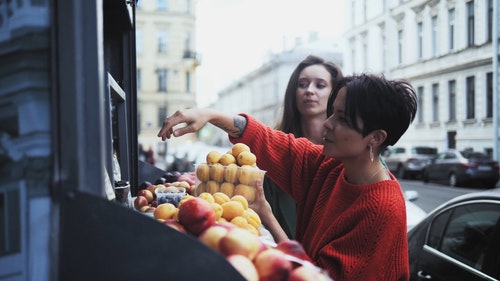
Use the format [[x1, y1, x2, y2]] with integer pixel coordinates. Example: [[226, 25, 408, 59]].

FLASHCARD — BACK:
[[157, 108, 248, 140], [250, 180, 290, 243]]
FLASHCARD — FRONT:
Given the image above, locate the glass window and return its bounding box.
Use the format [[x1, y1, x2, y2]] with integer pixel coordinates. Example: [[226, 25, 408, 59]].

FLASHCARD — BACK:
[[467, 1, 475, 47], [157, 29, 168, 53], [417, 22, 423, 59], [417, 86, 424, 123], [448, 8, 455, 50], [431, 16, 438, 57], [486, 72, 493, 118], [136, 28, 143, 53], [437, 203, 500, 273], [432, 83, 439, 122], [448, 80, 456, 121], [157, 68, 168, 92], [136, 69, 141, 91], [466, 76, 475, 119], [157, 0, 168, 10], [487, 0, 493, 42]]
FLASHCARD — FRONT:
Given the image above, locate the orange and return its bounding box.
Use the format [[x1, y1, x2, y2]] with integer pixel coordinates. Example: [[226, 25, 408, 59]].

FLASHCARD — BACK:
[[206, 151, 223, 165], [198, 192, 215, 203], [219, 153, 236, 166], [196, 163, 210, 182], [230, 215, 249, 229], [210, 202, 223, 220], [231, 143, 251, 158], [221, 201, 245, 221], [153, 203, 177, 220], [236, 151, 256, 166], [213, 192, 231, 205], [231, 195, 249, 210], [220, 182, 235, 197]]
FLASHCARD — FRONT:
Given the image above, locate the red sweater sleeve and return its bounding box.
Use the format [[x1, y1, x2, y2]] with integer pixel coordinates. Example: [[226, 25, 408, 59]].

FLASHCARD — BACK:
[[229, 114, 329, 202]]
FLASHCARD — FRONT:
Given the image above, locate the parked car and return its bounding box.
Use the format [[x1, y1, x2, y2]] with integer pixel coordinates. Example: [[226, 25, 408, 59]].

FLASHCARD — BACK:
[[422, 149, 499, 189], [404, 190, 428, 231], [382, 146, 438, 179], [407, 188, 500, 281]]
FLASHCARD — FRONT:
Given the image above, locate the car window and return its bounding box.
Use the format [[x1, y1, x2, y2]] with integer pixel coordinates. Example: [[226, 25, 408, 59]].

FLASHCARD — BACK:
[[426, 202, 500, 277], [444, 152, 456, 159], [395, 148, 405, 153], [413, 147, 437, 155]]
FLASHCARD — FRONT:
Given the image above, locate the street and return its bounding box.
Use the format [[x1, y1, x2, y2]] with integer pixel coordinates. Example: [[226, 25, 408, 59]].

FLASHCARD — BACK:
[[400, 179, 483, 213]]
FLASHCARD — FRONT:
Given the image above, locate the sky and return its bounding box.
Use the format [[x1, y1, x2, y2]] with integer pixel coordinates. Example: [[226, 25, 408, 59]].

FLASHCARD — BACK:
[[195, 0, 345, 106]]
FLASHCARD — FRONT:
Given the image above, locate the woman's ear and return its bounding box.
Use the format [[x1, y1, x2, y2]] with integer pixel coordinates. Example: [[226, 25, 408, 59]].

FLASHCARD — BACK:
[[370, 130, 387, 147]]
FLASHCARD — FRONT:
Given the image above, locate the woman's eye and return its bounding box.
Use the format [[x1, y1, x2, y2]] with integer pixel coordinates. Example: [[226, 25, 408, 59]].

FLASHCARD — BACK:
[[298, 82, 308, 88]]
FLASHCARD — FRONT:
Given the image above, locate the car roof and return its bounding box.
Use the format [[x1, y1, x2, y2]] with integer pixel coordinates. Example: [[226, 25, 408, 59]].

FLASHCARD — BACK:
[[428, 188, 500, 215]]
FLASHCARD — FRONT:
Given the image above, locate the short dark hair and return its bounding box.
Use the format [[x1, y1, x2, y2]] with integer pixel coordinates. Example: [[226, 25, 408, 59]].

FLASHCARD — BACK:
[[326, 74, 417, 148]]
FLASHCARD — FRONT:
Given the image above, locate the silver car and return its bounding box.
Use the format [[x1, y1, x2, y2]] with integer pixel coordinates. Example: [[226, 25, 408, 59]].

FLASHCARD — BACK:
[[382, 146, 438, 179]]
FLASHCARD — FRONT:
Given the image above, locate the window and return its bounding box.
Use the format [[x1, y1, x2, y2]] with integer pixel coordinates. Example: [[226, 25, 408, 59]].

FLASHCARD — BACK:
[[466, 76, 475, 119], [157, 29, 168, 53], [487, 0, 493, 42], [158, 106, 167, 128], [185, 71, 191, 93], [185, 0, 191, 13], [157, 68, 168, 92], [448, 80, 456, 121], [431, 16, 438, 57], [398, 29, 403, 65], [417, 86, 424, 123], [434, 203, 500, 274], [136, 68, 141, 91], [432, 83, 439, 122], [466, 1, 475, 47], [486, 72, 493, 118], [417, 22, 423, 59], [448, 8, 455, 50], [136, 28, 142, 54], [157, 0, 168, 10], [184, 32, 191, 51]]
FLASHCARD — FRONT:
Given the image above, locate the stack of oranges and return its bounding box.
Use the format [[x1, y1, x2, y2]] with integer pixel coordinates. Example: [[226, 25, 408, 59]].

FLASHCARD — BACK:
[[195, 143, 265, 204], [153, 191, 262, 236]]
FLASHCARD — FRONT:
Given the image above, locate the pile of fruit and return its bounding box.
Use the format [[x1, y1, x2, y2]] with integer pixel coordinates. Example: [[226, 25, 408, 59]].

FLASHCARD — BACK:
[[134, 186, 331, 281], [195, 143, 265, 204]]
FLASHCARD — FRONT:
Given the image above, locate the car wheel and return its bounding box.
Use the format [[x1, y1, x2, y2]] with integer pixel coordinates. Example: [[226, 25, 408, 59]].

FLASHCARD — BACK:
[[396, 165, 406, 179], [448, 173, 457, 187]]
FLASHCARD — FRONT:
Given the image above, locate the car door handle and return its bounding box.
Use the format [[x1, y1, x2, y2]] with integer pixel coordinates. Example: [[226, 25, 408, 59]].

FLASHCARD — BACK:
[[417, 270, 432, 279]]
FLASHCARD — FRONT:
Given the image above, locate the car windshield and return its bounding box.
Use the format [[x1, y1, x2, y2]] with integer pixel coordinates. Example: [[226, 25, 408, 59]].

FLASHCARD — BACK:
[[461, 151, 490, 160]]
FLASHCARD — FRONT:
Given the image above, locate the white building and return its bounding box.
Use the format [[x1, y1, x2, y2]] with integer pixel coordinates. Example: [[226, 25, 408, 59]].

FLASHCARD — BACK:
[[344, 0, 498, 159], [135, 0, 200, 166]]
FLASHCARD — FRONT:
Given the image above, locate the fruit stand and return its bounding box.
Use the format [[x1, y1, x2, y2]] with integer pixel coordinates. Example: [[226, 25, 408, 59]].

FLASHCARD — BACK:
[[0, 0, 331, 280]]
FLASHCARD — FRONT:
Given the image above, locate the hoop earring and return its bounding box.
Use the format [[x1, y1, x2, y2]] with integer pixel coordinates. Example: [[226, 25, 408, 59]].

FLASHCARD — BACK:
[[370, 145, 374, 163]]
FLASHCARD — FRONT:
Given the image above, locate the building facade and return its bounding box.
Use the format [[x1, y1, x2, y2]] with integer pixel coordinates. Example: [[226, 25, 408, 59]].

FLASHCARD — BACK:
[[344, 0, 498, 159], [135, 0, 200, 167]]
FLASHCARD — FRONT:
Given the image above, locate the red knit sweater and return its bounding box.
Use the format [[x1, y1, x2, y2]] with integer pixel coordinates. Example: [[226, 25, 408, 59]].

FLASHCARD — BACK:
[[230, 114, 410, 281]]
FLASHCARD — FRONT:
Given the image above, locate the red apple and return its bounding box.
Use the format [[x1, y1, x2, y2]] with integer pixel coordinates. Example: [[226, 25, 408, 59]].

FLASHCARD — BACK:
[[254, 248, 293, 281], [137, 189, 154, 203], [147, 185, 158, 197], [164, 219, 186, 233], [178, 197, 216, 236], [276, 240, 311, 262], [134, 195, 149, 210], [178, 174, 196, 186]]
